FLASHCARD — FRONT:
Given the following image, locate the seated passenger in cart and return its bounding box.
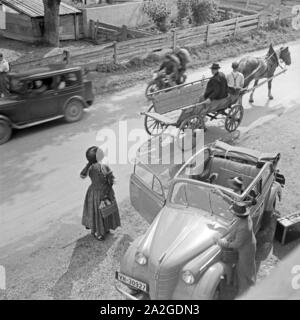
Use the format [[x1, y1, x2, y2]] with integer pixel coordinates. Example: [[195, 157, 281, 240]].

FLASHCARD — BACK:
[[227, 62, 244, 96], [201, 63, 229, 113]]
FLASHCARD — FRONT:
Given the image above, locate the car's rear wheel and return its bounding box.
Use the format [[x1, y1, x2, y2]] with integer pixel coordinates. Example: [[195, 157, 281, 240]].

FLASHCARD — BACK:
[[64, 99, 84, 123], [0, 119, 12, 145]]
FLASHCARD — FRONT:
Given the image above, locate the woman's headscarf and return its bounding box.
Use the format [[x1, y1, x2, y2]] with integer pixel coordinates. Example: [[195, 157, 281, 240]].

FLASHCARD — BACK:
[[80, 146, 104, 178], [86, 146, 98, 164]]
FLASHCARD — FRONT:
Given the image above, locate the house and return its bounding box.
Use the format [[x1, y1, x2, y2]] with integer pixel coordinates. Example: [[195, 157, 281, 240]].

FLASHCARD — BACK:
[[0, 0, 84, 42]]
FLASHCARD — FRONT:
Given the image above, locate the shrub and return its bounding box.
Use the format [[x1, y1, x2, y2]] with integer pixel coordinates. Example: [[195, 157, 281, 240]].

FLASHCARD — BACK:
[[190, 0, 219, 26], [177, 0, 191, 26], [126, 57, 144, 68], [144, 53, 161, 63], [96, 63, 126, 73], [142, 0, 171, 32], [218, 8, 235, 22]]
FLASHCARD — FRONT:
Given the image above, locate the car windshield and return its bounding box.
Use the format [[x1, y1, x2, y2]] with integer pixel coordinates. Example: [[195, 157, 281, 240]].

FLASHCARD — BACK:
[[170, 181, 234, 222]]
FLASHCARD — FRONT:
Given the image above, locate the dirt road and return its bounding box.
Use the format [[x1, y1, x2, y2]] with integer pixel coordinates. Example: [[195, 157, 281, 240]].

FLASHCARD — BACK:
[[0, 41, 299, 299]]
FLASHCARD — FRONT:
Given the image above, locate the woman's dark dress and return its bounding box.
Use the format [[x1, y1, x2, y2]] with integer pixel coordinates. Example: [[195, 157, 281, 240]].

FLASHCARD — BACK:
[[81, 163, 121, 236]]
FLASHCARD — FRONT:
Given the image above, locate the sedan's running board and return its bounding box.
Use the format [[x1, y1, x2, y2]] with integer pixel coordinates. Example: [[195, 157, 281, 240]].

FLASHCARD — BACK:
[[12, 115, 64, 129]]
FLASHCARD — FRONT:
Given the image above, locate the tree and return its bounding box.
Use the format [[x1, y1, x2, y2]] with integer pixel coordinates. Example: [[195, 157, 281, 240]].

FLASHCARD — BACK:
[[43, 0, 61, 47]]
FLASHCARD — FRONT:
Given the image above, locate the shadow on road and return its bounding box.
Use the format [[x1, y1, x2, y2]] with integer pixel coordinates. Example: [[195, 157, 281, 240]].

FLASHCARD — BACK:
[[50, 232, 115, 300]]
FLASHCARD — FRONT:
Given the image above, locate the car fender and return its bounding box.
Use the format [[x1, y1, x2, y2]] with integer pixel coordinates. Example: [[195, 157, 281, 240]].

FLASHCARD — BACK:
[[63, 95, 87, 111], [0, 115, 13, 126], [191, 262, 230, 300], [265, 181, 282, 213], [119, 236, 148, 281]]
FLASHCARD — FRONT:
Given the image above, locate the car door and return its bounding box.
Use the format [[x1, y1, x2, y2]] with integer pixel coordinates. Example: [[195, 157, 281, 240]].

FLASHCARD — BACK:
[[28, 77, 59, 121], [0, 96, 30, 125], [54, 71, 84, 112], [130, 162, 166, 224], [1, 79, 31, 124]]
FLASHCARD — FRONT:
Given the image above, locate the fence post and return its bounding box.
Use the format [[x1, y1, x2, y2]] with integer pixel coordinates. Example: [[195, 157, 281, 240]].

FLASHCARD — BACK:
[[90, 20, 95, 39], [233, 16, 239, 38], [63, 50, 70, 65], [95, 19, 100, 40], [276, 9, 281, 27], [206, 24, 210, 46], [257, 14, 262, 29], [172, 29, 177, 51], [113, 41, 118, 64]]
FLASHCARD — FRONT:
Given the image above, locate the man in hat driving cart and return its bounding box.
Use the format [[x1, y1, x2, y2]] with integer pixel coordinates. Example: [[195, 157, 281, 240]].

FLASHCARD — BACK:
[[201, 63, 229, 113]]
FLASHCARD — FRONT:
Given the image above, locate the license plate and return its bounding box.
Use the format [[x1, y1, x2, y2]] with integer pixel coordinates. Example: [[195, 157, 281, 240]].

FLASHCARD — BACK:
[[116, 271, 148, 293]]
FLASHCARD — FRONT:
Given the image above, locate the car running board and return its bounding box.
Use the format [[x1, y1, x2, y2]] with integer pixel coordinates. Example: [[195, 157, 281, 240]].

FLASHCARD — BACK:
[[12, 115, 64, 129]]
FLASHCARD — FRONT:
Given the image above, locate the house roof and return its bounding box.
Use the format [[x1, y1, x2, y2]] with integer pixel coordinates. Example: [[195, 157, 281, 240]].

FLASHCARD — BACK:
[[0, 0, 80, 17]]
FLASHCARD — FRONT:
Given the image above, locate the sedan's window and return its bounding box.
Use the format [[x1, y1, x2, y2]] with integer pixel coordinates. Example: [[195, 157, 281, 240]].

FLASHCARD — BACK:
[[10, 79, 26, 94], [65, 73, 79, 87], [28, 77, 53, 94], [153, 177, 163, 195], [135, 165, 153, 189], [56, 73, 79, 90]]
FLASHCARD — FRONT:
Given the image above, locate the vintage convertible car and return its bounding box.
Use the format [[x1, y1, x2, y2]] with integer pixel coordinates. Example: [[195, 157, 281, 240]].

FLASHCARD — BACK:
[[115, 140, 285, 300]]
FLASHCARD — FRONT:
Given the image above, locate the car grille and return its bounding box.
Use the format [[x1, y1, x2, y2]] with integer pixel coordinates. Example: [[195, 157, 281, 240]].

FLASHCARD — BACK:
[[149, 261, 180, 300]]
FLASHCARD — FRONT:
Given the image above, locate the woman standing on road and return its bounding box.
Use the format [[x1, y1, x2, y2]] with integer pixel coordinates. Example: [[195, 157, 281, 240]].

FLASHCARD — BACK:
[[80, 146, 121, 241]]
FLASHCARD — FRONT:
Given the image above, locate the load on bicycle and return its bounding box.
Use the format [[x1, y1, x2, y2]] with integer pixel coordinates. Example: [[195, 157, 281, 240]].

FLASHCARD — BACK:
[[145, 47, 192, 98]]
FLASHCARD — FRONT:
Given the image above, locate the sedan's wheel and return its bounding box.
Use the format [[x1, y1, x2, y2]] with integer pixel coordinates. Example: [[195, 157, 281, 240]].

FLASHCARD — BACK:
[[64, 100, 84, 123], [0, 119, 12, 145], [225, 104, 244, 132]]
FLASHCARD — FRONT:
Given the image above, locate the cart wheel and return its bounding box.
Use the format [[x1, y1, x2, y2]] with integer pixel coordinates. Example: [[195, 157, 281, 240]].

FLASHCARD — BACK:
[[145, 81, 159, 99], [225, 104, 244, 132], [177, 115, 204, 150], [144, 104, 168, 136]]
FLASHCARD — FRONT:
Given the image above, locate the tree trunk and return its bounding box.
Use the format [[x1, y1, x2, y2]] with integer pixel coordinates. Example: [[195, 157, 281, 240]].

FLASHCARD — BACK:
[[43, 0, 61, 47]]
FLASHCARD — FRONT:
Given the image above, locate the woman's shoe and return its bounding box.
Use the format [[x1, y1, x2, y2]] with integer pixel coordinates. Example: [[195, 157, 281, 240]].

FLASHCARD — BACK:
[[95, 234, 105, 241]]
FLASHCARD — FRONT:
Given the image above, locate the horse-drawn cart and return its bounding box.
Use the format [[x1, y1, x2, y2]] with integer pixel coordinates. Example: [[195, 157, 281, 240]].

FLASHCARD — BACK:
[[142, 78, 244, 145]]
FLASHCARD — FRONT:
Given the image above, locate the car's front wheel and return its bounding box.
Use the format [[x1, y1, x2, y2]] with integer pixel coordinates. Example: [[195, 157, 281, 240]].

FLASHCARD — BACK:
[[0, 119, 12, 145], [64, 99, 84, 123]]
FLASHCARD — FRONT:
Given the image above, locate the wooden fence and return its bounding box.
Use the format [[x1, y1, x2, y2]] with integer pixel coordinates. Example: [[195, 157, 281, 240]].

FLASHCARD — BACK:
[[89, 20, 154, 43], [11, 12, 261, 72]]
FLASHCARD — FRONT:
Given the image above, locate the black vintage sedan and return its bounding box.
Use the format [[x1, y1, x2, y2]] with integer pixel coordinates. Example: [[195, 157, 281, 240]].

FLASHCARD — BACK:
[[0, 66, 94, 144]]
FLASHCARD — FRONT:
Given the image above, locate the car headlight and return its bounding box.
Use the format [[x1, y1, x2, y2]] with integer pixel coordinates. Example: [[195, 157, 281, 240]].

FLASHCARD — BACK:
[[182, 270, 195, 285], [135, 252, 148, 265]]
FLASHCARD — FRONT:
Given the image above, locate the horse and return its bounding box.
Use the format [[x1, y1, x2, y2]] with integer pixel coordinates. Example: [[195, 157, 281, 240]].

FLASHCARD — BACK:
[[237, 44, 291, 103]]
